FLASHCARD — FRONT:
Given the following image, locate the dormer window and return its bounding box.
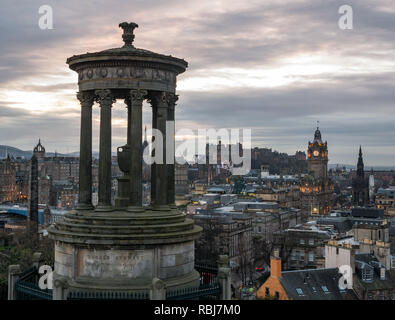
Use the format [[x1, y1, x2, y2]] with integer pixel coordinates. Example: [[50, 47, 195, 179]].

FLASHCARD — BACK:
[[296, 288, 304, 296], [361, 266, 374, 282]]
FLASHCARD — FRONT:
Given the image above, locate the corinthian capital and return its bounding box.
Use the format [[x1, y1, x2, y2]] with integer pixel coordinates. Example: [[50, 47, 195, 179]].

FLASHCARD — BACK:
[[148, 91, 171, 108], [76, 91, 95, 107], [167, 93, 179, 109], [130, 88, 147, 106], [95, 89, 115, 106]]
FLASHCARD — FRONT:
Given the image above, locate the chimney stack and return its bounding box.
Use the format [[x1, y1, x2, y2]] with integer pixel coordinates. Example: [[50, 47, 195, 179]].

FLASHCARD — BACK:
[[270, 256, 282, 279]]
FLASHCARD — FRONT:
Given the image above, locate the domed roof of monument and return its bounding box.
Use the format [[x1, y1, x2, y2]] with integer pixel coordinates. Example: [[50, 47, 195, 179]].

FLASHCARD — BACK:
[[67, 22, 188, 73]]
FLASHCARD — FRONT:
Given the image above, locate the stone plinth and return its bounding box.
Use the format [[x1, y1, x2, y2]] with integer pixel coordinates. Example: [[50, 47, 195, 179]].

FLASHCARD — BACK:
[[48, 209, 201, 293]]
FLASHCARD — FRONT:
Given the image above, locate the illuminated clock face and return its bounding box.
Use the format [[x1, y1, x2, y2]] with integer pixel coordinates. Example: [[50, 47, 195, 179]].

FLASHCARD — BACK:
[[313, 150, 319, 157]]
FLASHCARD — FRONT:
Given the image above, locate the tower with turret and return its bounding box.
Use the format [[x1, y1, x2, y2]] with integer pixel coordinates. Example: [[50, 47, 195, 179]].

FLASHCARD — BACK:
[[300, 125, 334, 218], [307, 126, 328, 179]]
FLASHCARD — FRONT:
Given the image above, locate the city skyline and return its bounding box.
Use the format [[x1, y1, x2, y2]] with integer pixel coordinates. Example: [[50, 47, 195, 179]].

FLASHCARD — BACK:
[[0, 0, 394, 165]]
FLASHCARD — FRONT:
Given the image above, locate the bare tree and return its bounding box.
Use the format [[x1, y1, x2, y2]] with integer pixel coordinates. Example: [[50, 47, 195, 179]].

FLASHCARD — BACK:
[[237, 232, 253, 286], [194, 216, 222, 265]]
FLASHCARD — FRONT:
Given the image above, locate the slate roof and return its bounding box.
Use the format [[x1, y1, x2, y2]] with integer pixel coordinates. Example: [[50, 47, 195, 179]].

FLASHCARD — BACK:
[[351, 207, 384, 219], [354, 253, 395, 292], [280, 268, 356, 300], [316, 216, 354, 233]]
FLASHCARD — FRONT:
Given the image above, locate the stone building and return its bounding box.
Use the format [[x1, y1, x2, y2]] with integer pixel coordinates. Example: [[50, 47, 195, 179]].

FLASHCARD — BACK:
[[256, 256, 354, 300], [175, 163, 189, 197], [192, 212, 252, 271], [256, 182, 301, 209], [325, 239, 395, 300], [273, 223, 333, 270], [375, 186, 395, 216], [300, 126, 334, 218], [0, 156, 17, 203]]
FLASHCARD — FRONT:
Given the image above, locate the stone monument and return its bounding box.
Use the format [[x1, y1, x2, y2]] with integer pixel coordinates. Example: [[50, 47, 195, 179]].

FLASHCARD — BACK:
[[48, 22, 202, 299]]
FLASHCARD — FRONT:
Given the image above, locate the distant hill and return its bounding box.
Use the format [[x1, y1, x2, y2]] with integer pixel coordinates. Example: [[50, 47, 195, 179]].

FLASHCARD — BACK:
[[0, 145, 32, 159], [0, 145, 109, 160], [329, 163, 395, 171]]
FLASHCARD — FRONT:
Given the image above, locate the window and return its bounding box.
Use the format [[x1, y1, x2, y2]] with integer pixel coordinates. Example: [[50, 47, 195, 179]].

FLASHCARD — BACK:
[[321, 286, 329, 294], [300, 239, 305, 245], [308, 252, 315, 262], [312, 287, 317, 293], [309, 239, 314, 245], [258, 226, 262, 233], [291, 250, 297, 261], [300, 251, 305, 261], [275, 291, 280, 300], [296, 288, 304, 296], [362, 266, 374, 282], [265, 287, 269, 296]]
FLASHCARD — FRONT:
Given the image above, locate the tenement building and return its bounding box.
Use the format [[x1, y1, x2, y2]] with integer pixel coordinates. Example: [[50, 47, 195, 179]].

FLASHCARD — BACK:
[[300, 126, 334, 218]]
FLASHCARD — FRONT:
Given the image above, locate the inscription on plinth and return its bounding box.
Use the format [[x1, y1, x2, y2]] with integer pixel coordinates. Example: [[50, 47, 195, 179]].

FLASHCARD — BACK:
[[77, 249, 153, 279]]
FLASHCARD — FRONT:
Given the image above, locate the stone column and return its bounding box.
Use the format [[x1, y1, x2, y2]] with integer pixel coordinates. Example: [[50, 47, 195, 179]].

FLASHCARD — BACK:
[[217, 255, 232, 300], [167, 94, 178, 208], [150, 277, 166, 300], [8, 265, 21, 300], [95, 89, 114, 211], [150, 105, 157, 206], [128, 88, 147, 212], [126, 96, 132, 145], [53, 275, 69, 300], [149, 91, 170, 210], [76, 92, 94, 210]]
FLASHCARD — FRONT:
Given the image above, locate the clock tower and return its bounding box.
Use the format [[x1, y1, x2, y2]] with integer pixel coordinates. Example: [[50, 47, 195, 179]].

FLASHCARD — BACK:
[[300, 125, 334, 218], [307, 126, 328, 179]]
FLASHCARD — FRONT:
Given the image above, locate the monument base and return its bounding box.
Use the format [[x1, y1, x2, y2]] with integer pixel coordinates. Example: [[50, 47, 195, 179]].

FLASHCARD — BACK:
[[48, 208, 202, 298]]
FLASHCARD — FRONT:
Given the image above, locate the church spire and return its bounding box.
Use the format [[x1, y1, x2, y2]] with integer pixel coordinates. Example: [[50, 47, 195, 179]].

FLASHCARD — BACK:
[[357, 145, 364, 178]]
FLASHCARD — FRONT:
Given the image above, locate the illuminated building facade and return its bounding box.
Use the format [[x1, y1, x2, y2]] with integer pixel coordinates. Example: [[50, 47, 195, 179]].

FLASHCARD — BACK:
[[300, 126, 334, 218]]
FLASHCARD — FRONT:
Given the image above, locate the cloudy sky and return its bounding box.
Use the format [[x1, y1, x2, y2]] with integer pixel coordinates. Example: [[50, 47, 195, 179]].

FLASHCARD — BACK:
[[0, 0, 394, 166]]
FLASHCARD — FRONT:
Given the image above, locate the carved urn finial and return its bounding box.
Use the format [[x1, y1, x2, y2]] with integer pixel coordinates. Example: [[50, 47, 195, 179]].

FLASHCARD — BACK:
[[119, 22, 139, 48]]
